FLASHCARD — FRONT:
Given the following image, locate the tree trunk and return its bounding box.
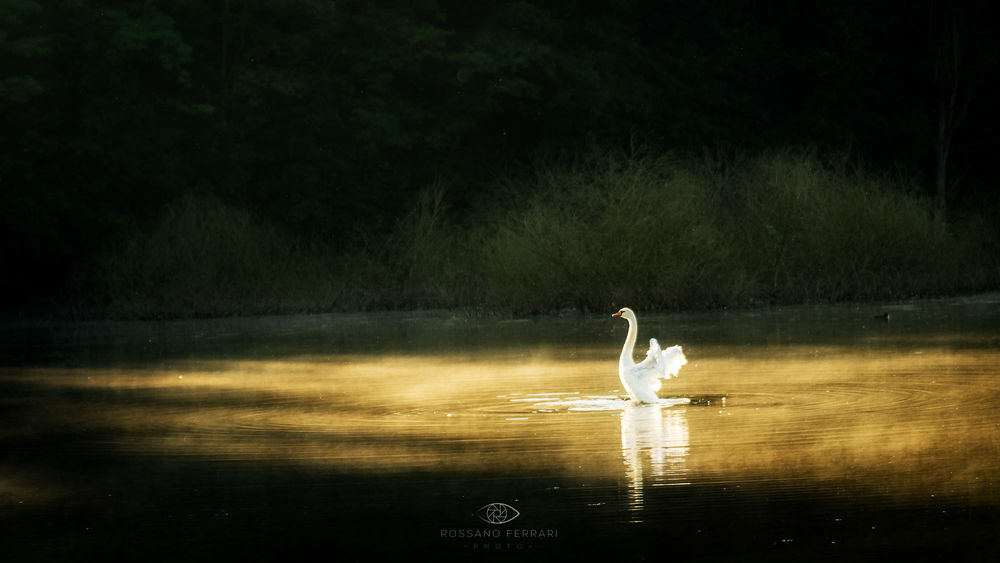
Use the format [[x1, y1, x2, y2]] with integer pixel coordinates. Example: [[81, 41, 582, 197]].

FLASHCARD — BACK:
[[935, 99, 949, 224], [931, 1, 964, 225]]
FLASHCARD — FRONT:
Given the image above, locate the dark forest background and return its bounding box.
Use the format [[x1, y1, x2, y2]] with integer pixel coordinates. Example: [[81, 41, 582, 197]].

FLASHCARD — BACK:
[[2, 0, 999, 318]]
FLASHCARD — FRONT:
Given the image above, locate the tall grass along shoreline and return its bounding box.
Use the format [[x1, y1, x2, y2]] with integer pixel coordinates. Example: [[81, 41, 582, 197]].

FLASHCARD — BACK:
[[88, 149, 999, 319]]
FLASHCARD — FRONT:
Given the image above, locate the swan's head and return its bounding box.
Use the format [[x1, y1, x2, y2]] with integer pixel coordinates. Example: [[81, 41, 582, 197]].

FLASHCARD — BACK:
[[612, 307, 635, 321]]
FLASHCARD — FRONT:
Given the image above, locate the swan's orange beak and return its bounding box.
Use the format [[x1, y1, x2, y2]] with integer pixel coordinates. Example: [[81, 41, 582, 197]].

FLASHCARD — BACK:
[[612, 311, 622, 318]]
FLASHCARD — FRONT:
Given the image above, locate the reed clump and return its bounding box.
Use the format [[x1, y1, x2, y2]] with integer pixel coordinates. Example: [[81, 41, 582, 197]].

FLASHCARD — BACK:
[[719, 150, 969, 302], [97, 195, 341, 318], [480, 153, 734, 311]]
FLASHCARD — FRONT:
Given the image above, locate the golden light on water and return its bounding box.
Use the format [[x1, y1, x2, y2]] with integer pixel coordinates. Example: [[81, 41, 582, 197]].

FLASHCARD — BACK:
[[3, 300, 1000, 560], [4, 341, 998, 511]]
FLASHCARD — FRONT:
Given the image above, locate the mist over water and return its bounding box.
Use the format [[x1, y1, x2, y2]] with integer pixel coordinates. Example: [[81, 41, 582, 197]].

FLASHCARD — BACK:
[[2, 295, 999, 560]]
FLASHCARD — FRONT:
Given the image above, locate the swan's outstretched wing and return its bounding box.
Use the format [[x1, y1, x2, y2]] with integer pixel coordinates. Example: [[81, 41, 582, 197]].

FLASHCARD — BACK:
[[637, 338, 662, 368], [637, 338, 687, 391], [658, 344, 687, 378], [635, 339, 663, 391]]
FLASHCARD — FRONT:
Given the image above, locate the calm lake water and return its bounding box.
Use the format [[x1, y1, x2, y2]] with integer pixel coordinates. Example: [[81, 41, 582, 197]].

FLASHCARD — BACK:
[[2, 295, 999, 561]]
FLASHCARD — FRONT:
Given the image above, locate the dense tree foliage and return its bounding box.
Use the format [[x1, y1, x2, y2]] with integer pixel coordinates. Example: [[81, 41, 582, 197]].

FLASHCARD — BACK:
[[1, 0, 997, 314]]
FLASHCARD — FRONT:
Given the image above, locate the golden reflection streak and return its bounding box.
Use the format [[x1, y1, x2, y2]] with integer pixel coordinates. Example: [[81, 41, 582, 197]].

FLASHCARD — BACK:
[[620, 404, 690, 522]]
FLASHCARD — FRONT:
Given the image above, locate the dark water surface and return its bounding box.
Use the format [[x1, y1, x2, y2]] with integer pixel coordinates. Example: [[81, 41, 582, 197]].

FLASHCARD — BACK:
[[2, 296, 999, 561]]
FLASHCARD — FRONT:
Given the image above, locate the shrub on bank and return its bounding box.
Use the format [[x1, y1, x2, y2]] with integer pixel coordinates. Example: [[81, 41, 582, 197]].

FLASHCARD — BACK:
[[97, 195, 340, 318]]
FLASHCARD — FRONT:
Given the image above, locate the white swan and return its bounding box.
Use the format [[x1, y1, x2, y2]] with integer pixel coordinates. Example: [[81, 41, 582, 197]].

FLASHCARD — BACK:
[[612, 307, 687, 403]]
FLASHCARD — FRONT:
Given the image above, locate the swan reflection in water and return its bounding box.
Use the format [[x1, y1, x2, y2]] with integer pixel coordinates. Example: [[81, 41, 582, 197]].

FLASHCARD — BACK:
[[512, 394, 690, 522], [620, 401, 690, 522]]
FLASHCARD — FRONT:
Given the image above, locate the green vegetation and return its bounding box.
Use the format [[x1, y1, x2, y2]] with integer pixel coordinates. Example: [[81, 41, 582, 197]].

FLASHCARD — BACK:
[[93, 150, 999, 318], [90, 195, 341, 318], [3, 1, 998, 317]]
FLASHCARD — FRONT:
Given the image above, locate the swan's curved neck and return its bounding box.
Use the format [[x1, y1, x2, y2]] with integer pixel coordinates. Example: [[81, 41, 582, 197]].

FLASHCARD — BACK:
[[620, 316, 637, 367]]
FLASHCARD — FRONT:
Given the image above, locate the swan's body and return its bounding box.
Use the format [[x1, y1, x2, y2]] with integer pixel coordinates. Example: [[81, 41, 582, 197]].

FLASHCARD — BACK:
[[613, 307, 687, 403]]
